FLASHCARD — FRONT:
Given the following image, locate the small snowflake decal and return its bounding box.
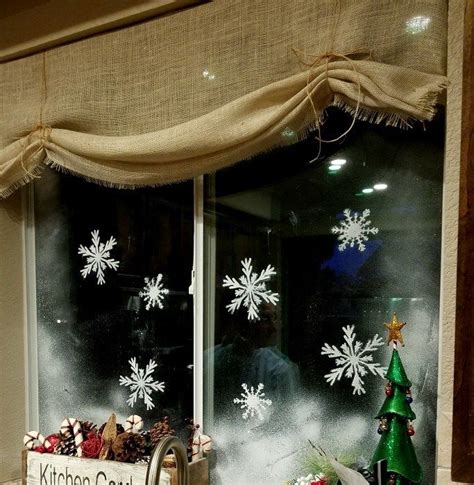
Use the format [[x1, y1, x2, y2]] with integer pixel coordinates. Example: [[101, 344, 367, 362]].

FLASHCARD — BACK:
[[331, 208, 379, 252], [233, 383, 272, 420], [119, 357, 165, 410], [223, 258, 279, 321], [139, 274, 169, 310], [321, 325, 386, 395], [78, 230, 119, 285]]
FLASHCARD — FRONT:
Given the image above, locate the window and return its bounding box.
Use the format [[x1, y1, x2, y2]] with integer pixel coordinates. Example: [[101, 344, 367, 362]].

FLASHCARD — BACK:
[[28, 109, 444, 484], [203, 109, 444, 484], [32, 170, 194, 433]]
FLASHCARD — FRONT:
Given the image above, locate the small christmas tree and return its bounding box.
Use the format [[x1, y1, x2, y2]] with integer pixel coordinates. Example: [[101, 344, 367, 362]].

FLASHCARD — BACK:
[[370, 313, 422, 484]]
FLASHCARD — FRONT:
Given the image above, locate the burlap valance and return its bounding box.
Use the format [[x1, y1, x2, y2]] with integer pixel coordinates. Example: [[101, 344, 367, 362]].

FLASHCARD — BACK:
[[0, 0, 448, 197], [0, 59, 447, 197]]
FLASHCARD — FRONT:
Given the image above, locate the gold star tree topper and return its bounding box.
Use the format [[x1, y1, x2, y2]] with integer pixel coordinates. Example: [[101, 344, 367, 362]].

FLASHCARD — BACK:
[[385, 312, 406, 346]]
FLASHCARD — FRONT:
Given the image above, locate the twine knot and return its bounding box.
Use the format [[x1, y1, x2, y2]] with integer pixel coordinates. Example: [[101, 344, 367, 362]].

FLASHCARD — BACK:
[[32, 123, 52, 145], [20, 124, 52, 178], [291, 48, 373, 161]]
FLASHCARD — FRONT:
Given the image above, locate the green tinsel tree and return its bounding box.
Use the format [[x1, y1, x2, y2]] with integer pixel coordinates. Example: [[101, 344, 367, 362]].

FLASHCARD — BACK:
[[370, 314, 422, 485]]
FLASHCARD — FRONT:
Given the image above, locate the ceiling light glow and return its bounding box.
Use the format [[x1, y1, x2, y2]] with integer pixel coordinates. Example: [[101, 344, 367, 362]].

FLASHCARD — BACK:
[[373, 183, 388, 191], [330, 159, 347, 166]]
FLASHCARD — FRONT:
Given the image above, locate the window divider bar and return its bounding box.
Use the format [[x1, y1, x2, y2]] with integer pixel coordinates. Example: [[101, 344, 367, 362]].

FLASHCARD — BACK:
[[23, 183, 40, 431], [193, 176, 205, 426]]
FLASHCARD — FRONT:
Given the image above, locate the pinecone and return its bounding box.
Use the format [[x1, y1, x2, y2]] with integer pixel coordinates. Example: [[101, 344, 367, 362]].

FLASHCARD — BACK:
[[54, 434, 77, 456], [99, 422, 124, 437], [140, 430, 154, 455], [150, 416, 175, 447], [112, 432, 145, 463], [81, 420, 98, 440]]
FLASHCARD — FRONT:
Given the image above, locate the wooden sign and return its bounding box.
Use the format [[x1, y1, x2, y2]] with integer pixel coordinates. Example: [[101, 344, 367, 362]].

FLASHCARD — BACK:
[[23, 451, 209, 485], [25, 452, 172, 485]]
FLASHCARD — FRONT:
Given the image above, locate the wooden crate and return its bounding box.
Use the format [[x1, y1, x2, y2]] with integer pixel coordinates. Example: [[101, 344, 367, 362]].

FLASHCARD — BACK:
[[22, 450, 208, 485]]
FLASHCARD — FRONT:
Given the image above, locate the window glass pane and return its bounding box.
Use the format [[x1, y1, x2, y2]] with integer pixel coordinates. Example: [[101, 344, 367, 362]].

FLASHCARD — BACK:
[[34, 170, 194, 433], [203, 109, 444, 484]]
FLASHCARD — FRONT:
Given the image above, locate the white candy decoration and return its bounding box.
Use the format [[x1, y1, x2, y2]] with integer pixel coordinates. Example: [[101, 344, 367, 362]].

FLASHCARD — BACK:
[[191, 433, 213, 462], [124, 414, 144, 433], [295, 474, 326, 485], [60, 418, 84, 457], [192, 437, 202, 462], [23, 431, 48, 450], [200, 434, 213, 453]]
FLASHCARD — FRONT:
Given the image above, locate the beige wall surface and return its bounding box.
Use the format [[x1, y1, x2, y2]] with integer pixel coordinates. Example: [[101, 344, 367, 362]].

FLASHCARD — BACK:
[[435, 0, 465, 484], [0, 0, 203, 62], [0, 193, 25, 482]]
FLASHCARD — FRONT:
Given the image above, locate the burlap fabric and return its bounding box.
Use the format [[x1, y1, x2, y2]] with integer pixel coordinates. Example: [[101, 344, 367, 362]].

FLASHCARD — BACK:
[[0, 0, 447, 197]]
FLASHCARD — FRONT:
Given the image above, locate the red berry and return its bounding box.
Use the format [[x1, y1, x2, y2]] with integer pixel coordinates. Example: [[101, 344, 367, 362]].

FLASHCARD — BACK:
[[408, 427, 415, 436]]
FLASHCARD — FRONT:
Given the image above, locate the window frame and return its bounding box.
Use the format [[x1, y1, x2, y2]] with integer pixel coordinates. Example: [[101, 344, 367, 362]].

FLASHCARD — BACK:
[[24, 176, 208, 430]]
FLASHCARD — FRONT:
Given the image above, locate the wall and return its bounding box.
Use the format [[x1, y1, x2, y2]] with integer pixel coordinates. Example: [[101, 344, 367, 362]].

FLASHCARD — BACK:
[[436, 0, 465, 483], [0, 0, 203, 62], [0, 1, 465, 483], [0, 192, 26, 482]]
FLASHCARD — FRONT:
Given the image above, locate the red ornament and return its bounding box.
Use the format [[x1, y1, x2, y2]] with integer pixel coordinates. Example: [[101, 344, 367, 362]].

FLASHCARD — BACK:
[[34, 445, 47, 453], [408, 427, 415, 436], [44, 434, 61, 453], [80, 432, 104, 459], [310, 478, 328, 485]]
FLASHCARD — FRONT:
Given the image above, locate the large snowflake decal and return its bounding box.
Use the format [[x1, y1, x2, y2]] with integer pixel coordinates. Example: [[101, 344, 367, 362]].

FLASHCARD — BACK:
[[331, 208, 379, 252], [139, 274, 169, 310], [223, 258, 279, 321], [233, 383, 272, 420], [78, 230, 119, 285], [321, 325, 386, 395], [119, 357, 165, 410]]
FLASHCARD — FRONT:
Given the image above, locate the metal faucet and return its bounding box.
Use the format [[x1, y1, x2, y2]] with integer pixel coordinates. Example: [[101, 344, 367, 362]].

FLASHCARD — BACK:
[[146, 436, 190, 485]]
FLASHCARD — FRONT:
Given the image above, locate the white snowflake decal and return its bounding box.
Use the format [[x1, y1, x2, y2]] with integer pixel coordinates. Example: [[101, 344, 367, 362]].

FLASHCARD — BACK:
[[78, 230, 119, 285], [223, 258, 279, 321], [321, 325, 386, 395], [331, 208, 379, 252], [119, 357, 165, 410], [233, 383, 272, 420], [139, 274, 169, 310]]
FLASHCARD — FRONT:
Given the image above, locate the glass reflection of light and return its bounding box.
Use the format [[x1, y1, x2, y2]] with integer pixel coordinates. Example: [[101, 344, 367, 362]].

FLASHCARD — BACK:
[[406, 16, 431, 34], [202, 68, 216, 80], [281, 127, 296, 138], [330, 158, 347, 166], [373, 183, 388, 191], [328, 165, 341, 171], [362, 187, 374, 193]]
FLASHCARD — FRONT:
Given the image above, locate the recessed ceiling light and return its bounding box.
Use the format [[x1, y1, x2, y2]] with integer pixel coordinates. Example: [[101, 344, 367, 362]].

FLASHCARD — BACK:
[[329, 165, 341, 171], [373, 183, 388, 191], [362, 188, 374, 194], [330, 159, 347, 166]]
